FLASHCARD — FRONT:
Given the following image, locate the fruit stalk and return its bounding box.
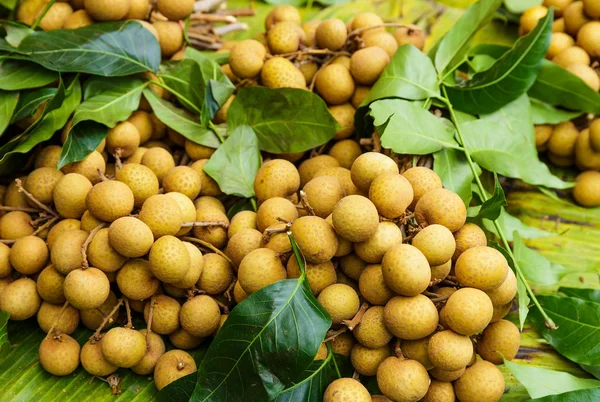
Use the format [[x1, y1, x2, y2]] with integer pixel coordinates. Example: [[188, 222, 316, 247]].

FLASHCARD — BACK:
[[441, 86, 557, 329]]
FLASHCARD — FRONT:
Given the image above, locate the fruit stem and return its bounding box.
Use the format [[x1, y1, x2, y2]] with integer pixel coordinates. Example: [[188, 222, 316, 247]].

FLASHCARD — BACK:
[[44, 301, 69, 339], [15, 178, 57, 217], [146, 295, 156, 350], [81, 223, 107, 270], [90, 299, 124, 342], [32, 215, 60, 237], [441, 86, 558, 330], [124, 299, 133, 329], [324, 327, 348, 342], [180, 221, 229, 228], [182, 236, 234, 265], [299, 190, 316, 216], [342, 302, 370, 331], [31, 0, 56, 30], [347, 23, 417, 39], [0, 206, 41, 213], [207, 121, 225, 144]]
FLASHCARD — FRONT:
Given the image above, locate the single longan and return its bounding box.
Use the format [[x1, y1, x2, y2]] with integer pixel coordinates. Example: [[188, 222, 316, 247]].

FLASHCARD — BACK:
[[573, 171, 600, 207], [369, 173, 414, 218], [332, 195, 379, 242], [163, 166, 202, 200], [455, 246, 509, 291], [39, 335, 80, 376], [157, 0, 193, 21], [315, 64, 355, 105], [383, 295, 439, 340], [86, 180, 134, 222], [350, 47, 390, 85], [153, 21, 184, 57], [454, 360, 505, 402], [316, 19, 348, 51], [323, 378, 370, 402], [106, 121, 140, 158], [382, 244, 431, 296], [351, 152, 399, 192], [317, 284, 360, 325], [84, 0, 130, 21], [415, 188, 467, 233]]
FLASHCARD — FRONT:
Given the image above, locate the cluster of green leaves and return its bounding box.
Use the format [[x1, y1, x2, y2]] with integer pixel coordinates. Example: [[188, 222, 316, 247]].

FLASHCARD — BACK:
[[352, 0, 600, 398]]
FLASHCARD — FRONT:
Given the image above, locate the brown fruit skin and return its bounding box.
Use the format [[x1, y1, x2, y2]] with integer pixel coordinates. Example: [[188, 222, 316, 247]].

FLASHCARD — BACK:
[[547, 32, 574, 59], [163, 166, 202, 200], [154, 349, 197, 391], [87, 228, 127, 273], [303, 176, 345, 218], [0, 211, 34, 240], [64, 268, 110, 310], [584, 0, 600, 17], [382, 244, 430, 297], [84, 0, 129, 21], [455, 246, 509, 291], [454, 360, 505, 402], [0, 278, 41, 320], [383, 295, 439, 340], [37, 265, 66, 304], [315, 167, 360, 197], [142, 147, 176, 183], [401, 337, 434, 370], [393, 25, 426, 50], [287, 258, 336, 295], [139, 194, 183, 239], [415, 188, 467, 233], [351, 343, 390, 376], [144, 295, 181, 335], [329, 332, 355, 355], [299, 155, 340, 187], [402, 167, 443, 209], [238, 248, 287, 294], [54, 173, 93, 219], [197, 253, 234, 295], [318, 283, 360, 325], [573, 171, 600, 207], [315, 64, 355, 105], [535, 125, 554, 149], [351, 85, 371, 108], [267, 21, 301, 54], [350, 47, 390, 85], [564, 2, 591, 36], [180, 295, 221, 337], [256, 197, 299, 232], [430, 366, 465, 382], [153, 21, 184, 57], [106, 121, 140, 158], [86, 180, 134, 222], [566, 64, 600, 91], [169, 328, 204, 350], [109, 216, 154, 258], [323, 378, 371, 402], [229, 40, 266, 79], [363, 31, 398, 58], [442, 288, 493, 336], [254, 159, 300, 203], [549, 121, 580, 158], [332, 195, 379, 242], [39, 335, 80, 376], [80, 339, 118, 377], [575, 129, 600, 170], [10, 235, 48, 275], [428, 330, 473, 371], [486, 268, 517, 306], [329, 106, 357, 141], [225, 228, 263, 267], [149, 235, 191, 284], [117, 259, 159, 300], [25, 167, 64, 206], [369, 173, 414, 219], [80, 291, 119, 331], [37, 301, 79, 334], [116, 163, 159, 208], [477, 319, 521, 364], [355, 222, 403, 264], [51, 229, 89, 275], [265, 5, 301, 30], [358, 264, 395, 306], [261, 57, 306, 89], [590, 119, 600, 152], [0, 242, 10, 278], [157, 0, 193, 20], [291, 216, 338, 263], [353, 306, 393, 349], [376, 357, 430, 402], [421, 380, 455, 402], [191, 159, 223, 197], [316, 19, 348, 50], [412, 224, 456, 266], [132, 329, 166, 375], [351, 152, 399, 193], [452, 222, 487, 262], [102, 327, 147, 368]]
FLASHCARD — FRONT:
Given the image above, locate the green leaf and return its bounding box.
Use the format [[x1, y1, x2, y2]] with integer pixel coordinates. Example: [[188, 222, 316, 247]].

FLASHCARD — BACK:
[[0, 310, 9, 360], [58, 121, 108, 170], [227, 86, 337, 154], [504, 359, 600, 399], [203, 125, 261, 198], [471, 174, 507, 220], [560, 288, 600, 304], [460, 95, 572, 189], [8, 21, 160, 77], [504, 0, 543, 14], [529, 60, 600, 114], [530, 388, 600, 402], [2, 21, 33, 47], [226, 198, 256, 220], [445, 10, 553, 114], [530, 295, 600, 366], [0, 90, 18, 136], [0, 58, 58, 90], [0, 0, 17, 10], [432, 0, 503, 74], [530, 98, 584, 125], [159, 60, 205, 115], [72, 76, 147, 127], [433, 147, 475, 205], [513, 231, 567, 287], [370, 99, 460, 154], [185, 235, 332, 402], [483, 207, 554, 240], [11, 88, 56, 124], [143, 89, 221, 148], [0, 78, 81, 173]]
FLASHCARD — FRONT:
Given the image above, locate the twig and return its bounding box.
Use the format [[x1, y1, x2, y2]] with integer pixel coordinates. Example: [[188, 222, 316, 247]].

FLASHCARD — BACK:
[[182, 237, 234, 265], [90, 299, 123, 342], [15, 179, 57, 216], [224, 279, 236, 301], [97, 169, 110, 182], [299, 190, 315, 216], [262, 226, 289, 244], [342, 303, 370, 331], [394, 338, 403, 358], [430, 296, 450, 303], [0, 206, 41, 213], [213, 22, 248, 36], [190, 13, 236, 23], [146, 295, 156, 350], [424, 291, 440, 298], [124, 299, 133, 329], [188, 31, 220, 43], [216, 8, 255, 17], [113, 150, 123, 171], [347, 23, 414, 39], [324, 327, 348, 342], [45, 301, 70, 339], [180, 221, 229, 228], [81, 224, 106, 269], [32, 215, 60, 237], [194, 0, 224, 12], [214, 298, 230, 314]]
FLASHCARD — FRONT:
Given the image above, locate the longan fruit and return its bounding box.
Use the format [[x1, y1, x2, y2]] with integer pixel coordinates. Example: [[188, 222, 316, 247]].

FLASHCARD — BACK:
[[547, 32, 575, 59], [358, 264, 395, 305], [116, 163, 159, 208], [180, 295, 221, 337], [428, 330, 473, 371], [144, 295, 181, 335], [315, 167, 360, 196], [351, 152, 399, 192], [142, 145, 176, 183], [590, 119, 600, 152], [350, 47, 390, 85], [455, 246, 509, 291], [169, 328, 204, 350], [183, 141, 213, 162], [238, 248, 287, 294], [327, 103, 356, 141], [126, 147, 147, 165], [329, 332, 355, 355], [382, 244, 431, 296], [108, 217, 153, 258], [37, 265, 66, 304], [573, 170, 600, 207], [412, 224, 455, 266], [102, 327, 147, 368], [553, 46, 590, 69], [315, 64, 355, 105], [153, 21, 184, 57], [575, 129, 600, 170], [229, 39, 266, 79], [139, 194, 183, 238], [453, 222, 487, 261], [191, 159, 223, 197], [566, 64, 600, 91], [117, 259, 159, 300], [393, 25, 426, 50], [317, 283, 360, 324], [265, 4, 301, 29], [51, 229, 89, 275], [84, 0, 129, 21], [253, 159, 300, 203], [331, 55, 351, 69], [86, 180, 134, 222], [544, 0, 574, 17], [106, 121, 140, 158], [339, 253, 367, 281], [0, 211, 34, 240], [39, 334, 80, 376], [80, 291, 118, 330], [64, 267, 110, 309], [564, 2, 591, 36], [81, 210, 104, 232], [302, 20, 321, 46], [10, 235, 48, 275], [401, 336, 434, 370], [267, 21, 301, 54], [126, 0, 150, 20], [0, 278, 41, 320], [287, 258, 337, 295], [149, 235, 191, 283], [355, 222, 402, 264], [332, 195, 379, 242], [351, 343, 390, 376], [415, 188, 467, 233], [351, 85, 371, 108], [369, 173, 413, 218], [225, 228, 264, 267], [477, 319, 520, 364], [422, 380, 455, 402], [53, 173, 93, 219], [228, 210, 258, 238], [62, 150, 106, 184], [520, 6, 548, 35], [383, 295, 438, 340], [37, 301, 79, 334], [486, 268, 517, 306], [431, 260, 452, 281], [25, 167, 64, 205], [298, 61, 318, 84], [261, 57, 306, 89], [130, 329, 166, 375], [154, 349, 197, 391], [430, 366, 466, 382], [329, 140, 361, 169], [363, 31, 398, 58], [377, 357, 430, 402], [256, 197, 299, 232], [17, 0, 47, 26], [197, 253, 234, 294], [81, 338, 118, 376], [402, 167, 443, 209], [194, 196, 226, 213], [163, 166, 202, 200], [351, 12, 384, 34], [87, 228, 127, 273], [233, 280, 248, 304], [0, 243, 12, 278], [353, 306, 393, 348], [442, 288, 493, 336], [213, 95, 235, 124], [172, 242, 204, 289], [37, 2, 73, 31], [157, 0, 193, 20], [303, 176, 345, 218], [454, 360, 505, 402], [298, 155, 340, 187], [323, 378, 371, 402], [193, 207, 230, 249], [316, 19, 348, 51]]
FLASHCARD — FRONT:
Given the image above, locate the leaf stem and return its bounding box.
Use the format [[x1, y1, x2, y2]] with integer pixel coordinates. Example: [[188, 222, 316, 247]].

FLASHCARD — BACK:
[[208, 120, 225, 143], [441, 85, 557, 330], [31, 0, 56, 30]]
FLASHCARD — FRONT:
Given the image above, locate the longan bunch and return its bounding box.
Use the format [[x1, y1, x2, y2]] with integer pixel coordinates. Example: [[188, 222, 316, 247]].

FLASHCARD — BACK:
[[521, 1, 600, 91], [535, 118, 600, 207]]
